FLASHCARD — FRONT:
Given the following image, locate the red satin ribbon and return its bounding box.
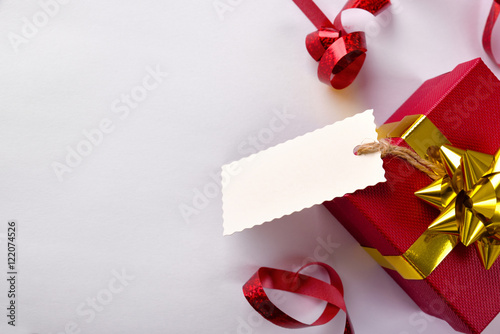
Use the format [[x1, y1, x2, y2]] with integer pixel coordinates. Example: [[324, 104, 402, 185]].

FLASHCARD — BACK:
[[483, 0, 500, 65], [292, 0, 390, 89], [242, 262, 354, 333]]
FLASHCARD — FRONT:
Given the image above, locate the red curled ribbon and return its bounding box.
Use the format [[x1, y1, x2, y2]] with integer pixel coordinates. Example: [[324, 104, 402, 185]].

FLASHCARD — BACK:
[[483, 0, 500, 65], [292, 0, 391, 89], [242, 262, 354, 333]]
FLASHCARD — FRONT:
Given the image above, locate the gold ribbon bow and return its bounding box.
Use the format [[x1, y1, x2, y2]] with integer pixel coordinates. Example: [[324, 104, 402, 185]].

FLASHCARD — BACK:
[[362, 115, 500, 279], [416, 145, 500, 270]]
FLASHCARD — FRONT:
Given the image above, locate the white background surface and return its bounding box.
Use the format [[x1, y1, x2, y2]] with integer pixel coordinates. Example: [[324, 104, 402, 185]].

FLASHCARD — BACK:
[[0, 0, 498, 333]]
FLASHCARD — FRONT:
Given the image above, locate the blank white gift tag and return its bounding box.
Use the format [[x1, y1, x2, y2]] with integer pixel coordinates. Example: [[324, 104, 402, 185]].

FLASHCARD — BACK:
[[221, 110, 386, 235]]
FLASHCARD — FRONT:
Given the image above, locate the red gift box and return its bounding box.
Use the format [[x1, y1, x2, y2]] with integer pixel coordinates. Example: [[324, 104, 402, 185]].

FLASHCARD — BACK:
[[324, 58, 500, 334]]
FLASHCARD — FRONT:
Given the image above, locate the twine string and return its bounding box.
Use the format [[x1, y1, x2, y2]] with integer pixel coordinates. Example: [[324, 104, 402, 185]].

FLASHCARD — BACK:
[[355, 139, 446, 181]]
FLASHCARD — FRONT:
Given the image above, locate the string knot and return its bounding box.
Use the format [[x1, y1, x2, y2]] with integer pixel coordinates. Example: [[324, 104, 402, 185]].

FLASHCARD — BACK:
[[355, 139, 446, 180]]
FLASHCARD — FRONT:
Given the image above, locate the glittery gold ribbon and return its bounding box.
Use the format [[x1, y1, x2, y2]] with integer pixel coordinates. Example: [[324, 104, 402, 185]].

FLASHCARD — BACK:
[[363, 115, 500, 280]]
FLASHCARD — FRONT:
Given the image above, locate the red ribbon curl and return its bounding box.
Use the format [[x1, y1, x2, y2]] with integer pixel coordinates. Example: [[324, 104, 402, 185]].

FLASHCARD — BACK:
[[242, 262, 354, 333], [292, 0, 391, 89], [294, 1, 500, 87], [483, 0, 500, 66]]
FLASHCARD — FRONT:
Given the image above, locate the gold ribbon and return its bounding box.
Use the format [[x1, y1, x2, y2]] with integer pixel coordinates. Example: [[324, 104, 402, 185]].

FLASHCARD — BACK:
[[363, 115, 500, 279]]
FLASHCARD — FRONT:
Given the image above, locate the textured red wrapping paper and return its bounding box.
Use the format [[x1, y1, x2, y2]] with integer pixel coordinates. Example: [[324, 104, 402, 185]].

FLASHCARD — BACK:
[[324, 58, 500, 334]]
